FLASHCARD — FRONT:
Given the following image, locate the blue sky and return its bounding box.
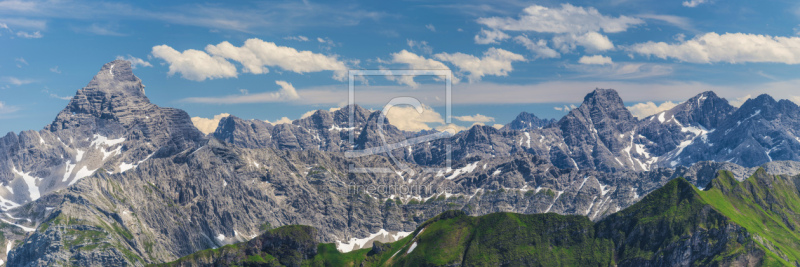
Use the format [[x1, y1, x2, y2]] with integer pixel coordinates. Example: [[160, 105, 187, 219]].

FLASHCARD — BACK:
[[2, 0, 800, 134]]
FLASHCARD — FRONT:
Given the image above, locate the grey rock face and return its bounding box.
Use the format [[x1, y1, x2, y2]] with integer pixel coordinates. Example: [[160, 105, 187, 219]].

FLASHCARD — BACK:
[[0, 60, 204, 205], [669, 94, 800, 168], [213, 104, 372, 153], [502, 112, 555, 131], [214, 115, 274, 148]]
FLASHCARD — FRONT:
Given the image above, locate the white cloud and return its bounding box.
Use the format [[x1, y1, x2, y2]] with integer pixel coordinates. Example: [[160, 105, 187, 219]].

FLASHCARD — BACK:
[[15, 30, 41, 38], [204, 38, 348, 81], [83, 23, 125, 36], [552, 31, 614, 53], [384, 104, 444, 131], [434, 47, 525, 82], [682, 0, 708, 7], [116, 55, 152, 69], [386, 50, 455, 87], [554, 105, 572, 112], [434, 123, 468, 134], [478, 4, 640, 54], [0, 101, 18, 114], [151, 45, 237, 81], [637, 14, 695, 32], [513, 35, 559, 59], [275, 80, 300, 99], [567, 62, 673, 79], [632, 32, 800, 64], [425, 24, 436, 32], [492, 124, 504, 129], [0, 0, 383, 33], [316, 37, 337, 48], [182, 80, 299, 104], [477, 4, 644, 34], [578, 55, 613, 65], [626, 101, 678, 119], [15, 57, 27, 68], [246, 79, 800, 109], [284, 35, 309, 42], [266, 117, 294, 125], [729, 94, 752, 108], [407, 39, 433, 54], [0, 18, 46, 30], [453, 114, 495, 123], [49, 66, 60, 73], [191, 113, 231, 134], [673, 33, 686, 42], [300, 107, 342, 119], [49, 93, 71, 100], [3, 76, 34, 86], [474, 28, 510, 44]]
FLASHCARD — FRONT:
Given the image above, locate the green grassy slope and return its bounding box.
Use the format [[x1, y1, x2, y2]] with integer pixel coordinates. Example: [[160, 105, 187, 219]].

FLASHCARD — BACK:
[[697, 169, 800, 266], [596, 177, 766, 266]]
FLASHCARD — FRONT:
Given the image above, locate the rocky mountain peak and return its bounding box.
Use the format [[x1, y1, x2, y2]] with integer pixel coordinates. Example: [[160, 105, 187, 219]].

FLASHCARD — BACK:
[[734, 94, 779, 120], [504, 112, 555, 130], [85, 59, 146, 97], [669, 91, 734, 129], [49, 60, 152, 131], [577, 88, 634, 122]]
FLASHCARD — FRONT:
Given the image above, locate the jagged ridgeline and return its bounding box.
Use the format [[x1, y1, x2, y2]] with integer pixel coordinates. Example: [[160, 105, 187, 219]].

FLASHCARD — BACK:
[[4, 60, 800, 266], [159, 169, 800, 266]]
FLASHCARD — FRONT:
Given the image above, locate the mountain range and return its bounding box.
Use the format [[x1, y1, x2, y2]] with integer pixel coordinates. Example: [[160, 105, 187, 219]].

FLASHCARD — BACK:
[[2, 60, 800, 266]]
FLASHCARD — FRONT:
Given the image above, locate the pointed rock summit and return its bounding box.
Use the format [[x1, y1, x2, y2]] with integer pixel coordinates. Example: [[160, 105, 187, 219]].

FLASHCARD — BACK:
[[665, 91, 735, 129], [47, 59, 203, 160], [503, 112, 555, 130], [49, 59, 153, 131]]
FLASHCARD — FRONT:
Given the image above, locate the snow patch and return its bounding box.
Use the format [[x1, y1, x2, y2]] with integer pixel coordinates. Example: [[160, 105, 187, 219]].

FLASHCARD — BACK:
[[570, 158, 579, 170], [12, 167, 40, 201], [336, 229, 412, 253], [524, 132, 531, 148], [584, 196, 598, 215], [90, 134, 125, 148], [697, 95, 707, 106], [544, 190, 564, 213], [0, 194, 20, 210], [577, 176, 589, 191], [407, 242, 418, 254], [119, 152, 155, 173], [329, 124, 355, 132], [446, 161, 479, 180], [70, 166, 97, 186], [5, 240, 13, 255], [61, 160, 76, 182], [75, 149, 85, 162], [0, 218, 34, 232], [597, 179, 611, 196]]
